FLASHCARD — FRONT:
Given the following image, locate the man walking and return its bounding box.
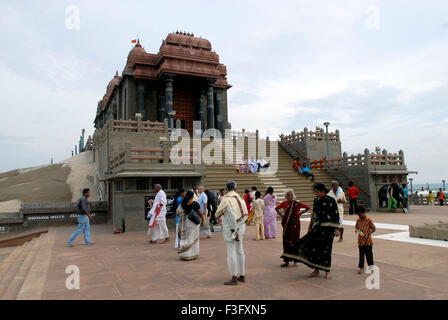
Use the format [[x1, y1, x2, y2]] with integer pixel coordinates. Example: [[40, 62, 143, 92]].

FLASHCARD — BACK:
[[328, 181, 346, 242], [215, 180, 248, 285], [67, 188, 95, 246], [147, 184, 169, 244], [347, 181, 359, 215], [205, 189, 219, 225], [402, 184, 409, 208], [198, 186, 211, 238]]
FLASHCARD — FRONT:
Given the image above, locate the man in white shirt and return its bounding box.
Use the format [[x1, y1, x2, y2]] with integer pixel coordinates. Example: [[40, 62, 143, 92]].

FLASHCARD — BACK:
[[215, 180, 248, 285], [147, 184, 169, 244], [328, 181, 346, 242]]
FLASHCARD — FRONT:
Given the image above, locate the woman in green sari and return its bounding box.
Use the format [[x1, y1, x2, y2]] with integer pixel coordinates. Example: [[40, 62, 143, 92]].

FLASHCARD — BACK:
[[281, 183, 340, 279]]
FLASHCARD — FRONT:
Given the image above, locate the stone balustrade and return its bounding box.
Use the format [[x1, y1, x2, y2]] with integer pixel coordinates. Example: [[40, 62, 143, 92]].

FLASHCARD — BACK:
[[316, 149, 405, 168], [279, 127, 340, 143]]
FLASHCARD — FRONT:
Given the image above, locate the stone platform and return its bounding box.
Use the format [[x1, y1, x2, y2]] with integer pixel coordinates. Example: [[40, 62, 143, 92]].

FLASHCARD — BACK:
[[410, 223, 448, 241], [1, 205, 447, 300]]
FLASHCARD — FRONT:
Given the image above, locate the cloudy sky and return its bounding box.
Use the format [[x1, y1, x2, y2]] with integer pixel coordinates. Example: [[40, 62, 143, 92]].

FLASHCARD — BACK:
[[0, 0, 447, 184]]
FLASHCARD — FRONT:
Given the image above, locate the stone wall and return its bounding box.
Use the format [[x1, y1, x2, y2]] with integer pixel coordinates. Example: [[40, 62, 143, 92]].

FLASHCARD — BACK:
[[0, 201, 108, 234]]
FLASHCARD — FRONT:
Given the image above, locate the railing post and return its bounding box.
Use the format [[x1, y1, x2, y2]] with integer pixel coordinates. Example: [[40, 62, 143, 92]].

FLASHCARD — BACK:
[[107, 117, 114, 131], [136, 113, 143, 132], [164, 117, 169, 134], [124, 143, 132, 164], [382, 149, 389, 165], [162, 141, 170, 163], [364, 148, 370, 168], [399, 149, 405, 165], [266, 136, 270, 154]]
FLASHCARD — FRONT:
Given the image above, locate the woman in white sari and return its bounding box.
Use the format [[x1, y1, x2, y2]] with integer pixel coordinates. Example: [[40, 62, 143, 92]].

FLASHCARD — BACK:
[[177, 191, 202, 261]]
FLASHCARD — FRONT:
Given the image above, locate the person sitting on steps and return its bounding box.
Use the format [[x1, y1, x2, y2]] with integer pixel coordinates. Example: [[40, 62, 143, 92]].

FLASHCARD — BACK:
[[300, 163, 315, 181]]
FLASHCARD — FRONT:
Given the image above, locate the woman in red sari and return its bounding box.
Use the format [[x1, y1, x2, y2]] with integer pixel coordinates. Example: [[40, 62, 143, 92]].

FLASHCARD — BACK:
[[276, 188, 310, 267]]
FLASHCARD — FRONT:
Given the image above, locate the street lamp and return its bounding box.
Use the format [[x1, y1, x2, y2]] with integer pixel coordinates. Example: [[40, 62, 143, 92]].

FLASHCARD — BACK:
[[443, 179, 446, 191], [168, 110, 176, 149], [409, 178, 413, 194], [323, 122, 330, 160]]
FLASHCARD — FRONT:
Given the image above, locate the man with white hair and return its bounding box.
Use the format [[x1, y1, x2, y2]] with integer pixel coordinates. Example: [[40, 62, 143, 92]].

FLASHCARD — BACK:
[[215, 180, 248, 285], [328, 180, 346, 242], [147, 184, 169, 244]]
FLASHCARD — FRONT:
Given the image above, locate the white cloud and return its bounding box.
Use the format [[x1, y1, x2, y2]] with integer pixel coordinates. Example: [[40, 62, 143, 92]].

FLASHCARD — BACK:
[[0, 0, 447, 184]]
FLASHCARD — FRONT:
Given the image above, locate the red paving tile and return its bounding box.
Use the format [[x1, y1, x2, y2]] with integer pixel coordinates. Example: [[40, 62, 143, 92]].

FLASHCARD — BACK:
[[40, 206, 448, 300]]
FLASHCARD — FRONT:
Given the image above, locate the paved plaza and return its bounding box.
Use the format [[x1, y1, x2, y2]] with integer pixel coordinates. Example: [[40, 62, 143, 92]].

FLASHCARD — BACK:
[[23, 206, 448, 300]]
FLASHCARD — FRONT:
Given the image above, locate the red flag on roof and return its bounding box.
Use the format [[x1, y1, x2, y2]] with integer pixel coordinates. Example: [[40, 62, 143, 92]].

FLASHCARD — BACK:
[[131, 39, 137, 44]]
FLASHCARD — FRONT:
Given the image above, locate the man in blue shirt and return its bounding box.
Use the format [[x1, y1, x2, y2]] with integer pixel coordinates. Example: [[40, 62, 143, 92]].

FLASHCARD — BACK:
[[300, 163, 315, 181], [402, 184, 409, 208], [198, 186, 211, 238]]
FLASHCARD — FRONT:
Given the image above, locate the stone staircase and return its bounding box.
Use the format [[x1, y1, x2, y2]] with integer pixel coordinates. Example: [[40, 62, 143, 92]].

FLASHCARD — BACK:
[[0, 230, 54, 300], [205, 139, 344, 207]]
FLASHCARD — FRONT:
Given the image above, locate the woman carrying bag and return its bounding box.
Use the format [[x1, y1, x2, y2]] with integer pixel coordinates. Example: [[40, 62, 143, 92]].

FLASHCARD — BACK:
[[177, 191, 203, 261]]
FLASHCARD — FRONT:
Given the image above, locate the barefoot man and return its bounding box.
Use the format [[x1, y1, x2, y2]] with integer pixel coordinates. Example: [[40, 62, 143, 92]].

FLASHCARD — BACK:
[[147, 184, 169, 244], [328, 181, 346, 242], [215, 180, 248, 285]]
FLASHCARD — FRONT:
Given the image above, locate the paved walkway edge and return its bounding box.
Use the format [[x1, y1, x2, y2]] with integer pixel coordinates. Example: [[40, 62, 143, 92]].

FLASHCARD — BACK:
[[16, 229, 55, 300]]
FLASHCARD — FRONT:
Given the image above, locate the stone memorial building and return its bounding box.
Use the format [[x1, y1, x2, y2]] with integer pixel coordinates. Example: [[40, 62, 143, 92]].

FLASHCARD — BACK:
[[92, 32, 231, 231]]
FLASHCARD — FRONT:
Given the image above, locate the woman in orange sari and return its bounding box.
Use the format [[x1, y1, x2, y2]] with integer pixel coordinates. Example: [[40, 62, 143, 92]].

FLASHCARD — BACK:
[[243, 189, 253, 225]]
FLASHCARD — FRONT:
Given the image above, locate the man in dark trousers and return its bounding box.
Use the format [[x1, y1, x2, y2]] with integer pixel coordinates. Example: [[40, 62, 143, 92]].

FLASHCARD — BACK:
[[347, 181, 359, 215], [67, 188, 95, 246], [205, 189, 219, 225]]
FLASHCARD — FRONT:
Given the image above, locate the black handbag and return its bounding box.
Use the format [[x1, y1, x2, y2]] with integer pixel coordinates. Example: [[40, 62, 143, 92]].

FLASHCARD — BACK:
[[188, 209, 202, 225]]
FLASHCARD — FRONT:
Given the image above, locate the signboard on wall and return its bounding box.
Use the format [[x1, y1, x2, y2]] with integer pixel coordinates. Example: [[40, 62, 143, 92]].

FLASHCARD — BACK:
[[144, 196, 175, 220]]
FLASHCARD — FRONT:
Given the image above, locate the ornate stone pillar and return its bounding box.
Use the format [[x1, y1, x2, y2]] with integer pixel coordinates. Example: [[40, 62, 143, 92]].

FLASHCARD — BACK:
[[206, 79, 216, 129], [164, 76, 174, 115], [158, 91, 166, 122], [195, 90, 205, 131], [137, 80, 145, 119], [215, 89, 223, 134]]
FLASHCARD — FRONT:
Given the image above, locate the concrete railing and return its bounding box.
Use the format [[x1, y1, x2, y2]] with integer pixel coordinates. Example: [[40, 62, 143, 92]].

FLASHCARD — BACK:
[[231, 128, 258, 140], [279, 127, 340, 143], [320, 149, 405, 168], [110, 143, 201, 171], [111, 118, 168, 133], [409, 195, 443, 205], [369, 150, 404, 166]]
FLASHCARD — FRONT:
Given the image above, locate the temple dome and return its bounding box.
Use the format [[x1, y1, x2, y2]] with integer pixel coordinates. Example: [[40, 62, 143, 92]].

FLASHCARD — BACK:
[[106, 71, 120, 93], [165, 32, 211, 50], [126, 39, 147, 65]]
